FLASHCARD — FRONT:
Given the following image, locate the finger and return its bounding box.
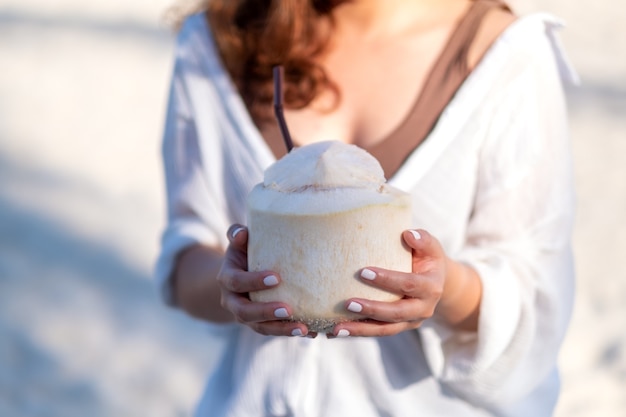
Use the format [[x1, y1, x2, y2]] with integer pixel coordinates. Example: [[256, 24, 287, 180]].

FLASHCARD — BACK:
[[249, 320, 311, 337], [221, 225, 250, 272], [343, 297, 436, 324], [402, 229, 445, 270], [357, 267, 440, 300], [221, 291, 294, 324], [328, 319, 422, 338], [227, 224, 248, 249], [219, 267, 281, 294], [220, 292, 309, 337]]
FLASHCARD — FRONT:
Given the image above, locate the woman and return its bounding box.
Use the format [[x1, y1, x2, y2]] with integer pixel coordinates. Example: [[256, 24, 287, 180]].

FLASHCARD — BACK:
[[156, 0, 577, 415]]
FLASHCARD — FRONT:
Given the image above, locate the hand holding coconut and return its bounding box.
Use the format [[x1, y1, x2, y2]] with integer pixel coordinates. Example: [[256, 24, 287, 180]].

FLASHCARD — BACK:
[[330, 228, 482, 337], [217, 222, 480, 338], [218, 224, 311, 337], [217, 141, 481, 337]]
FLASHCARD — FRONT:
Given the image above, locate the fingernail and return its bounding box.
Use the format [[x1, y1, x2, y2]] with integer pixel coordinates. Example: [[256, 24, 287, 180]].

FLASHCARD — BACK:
[[263, 275, 279, 286], [361, 268, 376, 280], [336, 329, 350, 338], [274, 308, 289, 318], [410, 230, 421, 240], [347, 301, 363, 313], [232, 227, 245, 238], [291, 328, 304, 337]]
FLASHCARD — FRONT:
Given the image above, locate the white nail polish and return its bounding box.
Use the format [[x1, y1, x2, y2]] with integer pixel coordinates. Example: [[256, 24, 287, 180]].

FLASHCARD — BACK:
[[274, 308, 289, 318], [263, 275, 279, 286], [291, 328, 304, 337], [347, 301, 363, 313], [361, 268, 376, 280], [232, 227, 245, 238], [336, 329, 350, 337], [410, 230, 421, 240]]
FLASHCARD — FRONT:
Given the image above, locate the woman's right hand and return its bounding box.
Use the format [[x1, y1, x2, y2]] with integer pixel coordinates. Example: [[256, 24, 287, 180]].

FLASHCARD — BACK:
[[218, 224, 313, 337]]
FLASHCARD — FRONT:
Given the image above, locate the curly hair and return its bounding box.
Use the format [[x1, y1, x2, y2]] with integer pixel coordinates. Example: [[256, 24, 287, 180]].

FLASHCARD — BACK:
[[206, 0, 350, 126]]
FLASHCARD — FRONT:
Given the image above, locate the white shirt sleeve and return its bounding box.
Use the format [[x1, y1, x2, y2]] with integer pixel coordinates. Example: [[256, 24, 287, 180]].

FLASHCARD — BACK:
[[154, 33, 230, 305], [154, 15, 272, 306], [419, 18, 576, 409]]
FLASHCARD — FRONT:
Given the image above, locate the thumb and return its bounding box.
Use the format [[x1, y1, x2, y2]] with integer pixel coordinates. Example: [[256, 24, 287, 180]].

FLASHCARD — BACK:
[[227, 224, 248, 251], [402, 229, 444, 260]]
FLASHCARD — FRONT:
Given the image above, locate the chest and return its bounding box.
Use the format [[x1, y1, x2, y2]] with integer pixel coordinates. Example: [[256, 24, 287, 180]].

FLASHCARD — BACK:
[[261, 23, 460, 175]]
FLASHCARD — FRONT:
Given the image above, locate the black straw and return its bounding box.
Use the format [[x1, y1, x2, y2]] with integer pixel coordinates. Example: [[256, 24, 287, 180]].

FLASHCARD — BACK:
[[273, 66, 294, 153]]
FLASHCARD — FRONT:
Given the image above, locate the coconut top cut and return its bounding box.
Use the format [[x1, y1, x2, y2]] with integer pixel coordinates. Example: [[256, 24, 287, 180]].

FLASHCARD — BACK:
[[264, 141, 385, 192], [248, 141, 409, 216]]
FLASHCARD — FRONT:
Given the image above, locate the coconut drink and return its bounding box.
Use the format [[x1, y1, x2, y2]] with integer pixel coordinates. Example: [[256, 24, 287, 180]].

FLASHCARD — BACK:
[[247, 140, 412, 332]]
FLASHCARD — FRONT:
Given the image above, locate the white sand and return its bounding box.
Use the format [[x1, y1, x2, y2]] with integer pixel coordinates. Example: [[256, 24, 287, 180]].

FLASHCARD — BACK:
[[0, 0, 623, 415]]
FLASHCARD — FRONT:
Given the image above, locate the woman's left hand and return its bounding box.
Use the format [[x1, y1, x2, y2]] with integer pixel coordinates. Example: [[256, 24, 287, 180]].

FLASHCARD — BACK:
[[330, 228, 473, 338]]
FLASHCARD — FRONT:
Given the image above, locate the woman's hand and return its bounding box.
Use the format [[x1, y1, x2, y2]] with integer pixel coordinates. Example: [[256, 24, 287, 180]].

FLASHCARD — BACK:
[[330, 229, 482, 338], [218, 224, 313, 337]]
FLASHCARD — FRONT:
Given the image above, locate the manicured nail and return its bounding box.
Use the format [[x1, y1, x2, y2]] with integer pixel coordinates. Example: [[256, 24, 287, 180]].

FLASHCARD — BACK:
[[291, 328, 304, 337], [263, 275, 279, 286], [347, 301, 363, 313], [410, 230, 421, 240], [232, 226, 245, 238], [361, 268, 376, 280], [336, 329, 350, 337], [274, 308, 289, 318]]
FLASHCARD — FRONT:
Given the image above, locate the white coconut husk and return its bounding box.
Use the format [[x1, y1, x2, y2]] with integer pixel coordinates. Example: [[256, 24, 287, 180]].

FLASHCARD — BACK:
[[247, 141, 412, 332]]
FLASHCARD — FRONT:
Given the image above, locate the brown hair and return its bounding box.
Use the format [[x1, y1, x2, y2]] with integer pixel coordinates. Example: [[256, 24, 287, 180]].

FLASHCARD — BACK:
[[206, 0, 349, 126]]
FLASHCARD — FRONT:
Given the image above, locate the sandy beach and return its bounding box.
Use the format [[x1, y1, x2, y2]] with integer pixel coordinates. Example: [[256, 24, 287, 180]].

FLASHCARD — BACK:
[[0, 0, 624, 415]]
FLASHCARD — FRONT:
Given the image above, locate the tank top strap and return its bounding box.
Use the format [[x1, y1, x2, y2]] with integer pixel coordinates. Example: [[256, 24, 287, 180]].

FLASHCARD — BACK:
[[366, 0, 513, 180]]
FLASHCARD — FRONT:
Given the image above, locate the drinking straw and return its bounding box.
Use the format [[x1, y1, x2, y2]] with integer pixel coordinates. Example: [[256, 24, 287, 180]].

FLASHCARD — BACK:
[[273, 66, 294, 152]]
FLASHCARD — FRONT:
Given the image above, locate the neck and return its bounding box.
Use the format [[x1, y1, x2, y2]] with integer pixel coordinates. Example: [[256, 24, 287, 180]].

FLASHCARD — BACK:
[[332, 0, 468, 37]]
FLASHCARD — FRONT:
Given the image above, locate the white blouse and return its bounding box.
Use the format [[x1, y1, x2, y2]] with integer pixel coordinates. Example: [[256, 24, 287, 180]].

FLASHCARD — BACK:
[[156, 11, 577, 417]]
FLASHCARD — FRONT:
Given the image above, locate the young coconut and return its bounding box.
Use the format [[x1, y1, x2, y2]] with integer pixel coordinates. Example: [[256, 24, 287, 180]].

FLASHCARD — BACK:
[[247, 141, 412, 333]]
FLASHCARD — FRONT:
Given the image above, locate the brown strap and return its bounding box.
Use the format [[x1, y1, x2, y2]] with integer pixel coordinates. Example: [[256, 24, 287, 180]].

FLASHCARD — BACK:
[[367, 0, 512, 179]]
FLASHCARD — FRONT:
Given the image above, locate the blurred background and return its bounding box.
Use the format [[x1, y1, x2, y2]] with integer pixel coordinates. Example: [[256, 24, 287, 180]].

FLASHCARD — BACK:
[[0, 0, 624, 415]]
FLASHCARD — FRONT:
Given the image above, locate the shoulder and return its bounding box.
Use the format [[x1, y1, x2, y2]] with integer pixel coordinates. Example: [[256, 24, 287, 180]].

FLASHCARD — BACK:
[[459, 13, 577, 100], [173, 13, 221, 73], [462, 12, 578, 113], [167, 13, 233, 122], [171, 13, 235, 101], [177, 13, 210, 45], [490, 13, 578, 84], [176, 13, 213, 60]]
